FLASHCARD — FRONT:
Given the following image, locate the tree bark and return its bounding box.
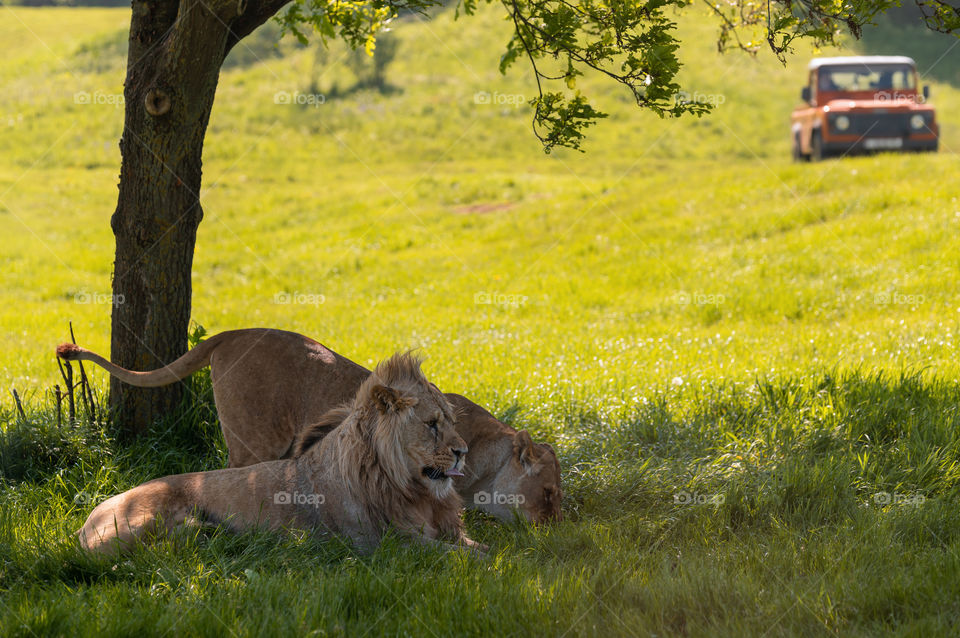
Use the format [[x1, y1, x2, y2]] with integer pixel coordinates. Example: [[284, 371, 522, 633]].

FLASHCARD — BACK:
[[110, 0, 288, 434]]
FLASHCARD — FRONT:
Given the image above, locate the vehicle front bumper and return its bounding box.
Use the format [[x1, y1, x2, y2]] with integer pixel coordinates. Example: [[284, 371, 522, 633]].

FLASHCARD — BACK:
[[821, 135, 938, 155]]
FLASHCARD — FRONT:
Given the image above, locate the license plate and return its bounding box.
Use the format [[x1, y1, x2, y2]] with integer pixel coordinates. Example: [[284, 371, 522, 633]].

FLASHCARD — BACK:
[[864, 138, 903, 150]]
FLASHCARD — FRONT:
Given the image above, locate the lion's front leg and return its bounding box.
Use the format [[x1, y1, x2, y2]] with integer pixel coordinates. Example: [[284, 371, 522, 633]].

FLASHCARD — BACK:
[[457, 535, 489, 557], [405, 527, 488, 557]]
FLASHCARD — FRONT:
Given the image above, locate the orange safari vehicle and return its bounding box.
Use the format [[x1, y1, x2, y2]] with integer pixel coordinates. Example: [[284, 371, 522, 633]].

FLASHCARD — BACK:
[[791, 56, 938, 160]]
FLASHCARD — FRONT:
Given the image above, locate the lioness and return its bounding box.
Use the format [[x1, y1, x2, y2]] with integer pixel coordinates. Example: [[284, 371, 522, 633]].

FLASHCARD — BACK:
[[78, 353, 485, 556], [59, 329, 562, 523]]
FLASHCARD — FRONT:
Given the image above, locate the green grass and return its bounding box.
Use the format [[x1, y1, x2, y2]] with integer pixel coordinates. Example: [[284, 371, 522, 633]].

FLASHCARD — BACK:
[[2, 4, 960, 636]]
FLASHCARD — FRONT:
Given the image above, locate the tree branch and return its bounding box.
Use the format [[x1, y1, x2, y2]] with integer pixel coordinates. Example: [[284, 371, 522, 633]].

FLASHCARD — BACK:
[[225, 0, 295, 54]]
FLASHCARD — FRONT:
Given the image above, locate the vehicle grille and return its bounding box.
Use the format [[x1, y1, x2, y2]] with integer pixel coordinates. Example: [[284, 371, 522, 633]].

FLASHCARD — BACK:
[[845, 113, 911, 136]]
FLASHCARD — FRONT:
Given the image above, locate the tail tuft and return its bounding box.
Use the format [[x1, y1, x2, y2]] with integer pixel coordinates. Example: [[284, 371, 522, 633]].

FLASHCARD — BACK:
[[56, 343, 84, 360]]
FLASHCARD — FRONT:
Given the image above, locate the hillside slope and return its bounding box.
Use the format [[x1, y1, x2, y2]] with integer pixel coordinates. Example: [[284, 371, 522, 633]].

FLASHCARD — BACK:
[[1, 5, 958, 401]]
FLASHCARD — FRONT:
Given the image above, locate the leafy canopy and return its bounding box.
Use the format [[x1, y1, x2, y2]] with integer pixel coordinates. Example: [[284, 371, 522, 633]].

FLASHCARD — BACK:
[[278, 0, 960, 152]]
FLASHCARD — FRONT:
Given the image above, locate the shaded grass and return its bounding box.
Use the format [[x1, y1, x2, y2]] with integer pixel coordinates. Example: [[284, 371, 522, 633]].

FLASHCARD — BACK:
[[2, 370, 959, 636]]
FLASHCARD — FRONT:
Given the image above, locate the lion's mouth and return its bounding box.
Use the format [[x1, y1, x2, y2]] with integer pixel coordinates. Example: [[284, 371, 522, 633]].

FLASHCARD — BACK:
[[422, 465, 464, 480]]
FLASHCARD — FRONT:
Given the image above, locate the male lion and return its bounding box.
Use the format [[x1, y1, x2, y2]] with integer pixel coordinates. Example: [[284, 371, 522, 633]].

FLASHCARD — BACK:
[[59, 329, 563, 523], [78, 353, 486, 556]]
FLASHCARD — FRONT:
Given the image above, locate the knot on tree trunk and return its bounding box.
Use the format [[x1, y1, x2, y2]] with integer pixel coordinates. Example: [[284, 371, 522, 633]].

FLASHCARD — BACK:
[[144, 89, 171, 116]]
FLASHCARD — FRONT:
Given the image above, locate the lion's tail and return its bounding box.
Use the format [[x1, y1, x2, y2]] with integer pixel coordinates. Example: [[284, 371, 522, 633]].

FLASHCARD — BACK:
[[56, 335, 223, 388]]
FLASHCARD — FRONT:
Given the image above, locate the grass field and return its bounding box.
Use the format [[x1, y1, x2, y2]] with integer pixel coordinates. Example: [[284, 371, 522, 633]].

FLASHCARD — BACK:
[[2, 4, 960, 636]]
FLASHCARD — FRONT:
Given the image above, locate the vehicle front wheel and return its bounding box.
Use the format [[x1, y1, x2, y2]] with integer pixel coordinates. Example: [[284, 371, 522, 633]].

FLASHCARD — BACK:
[[810, 130, 825, 161], [792, 133, 809, 162]]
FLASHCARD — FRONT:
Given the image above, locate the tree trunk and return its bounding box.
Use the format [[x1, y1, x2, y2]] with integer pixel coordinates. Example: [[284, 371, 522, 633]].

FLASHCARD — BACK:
[[110, 0, 288, 434]]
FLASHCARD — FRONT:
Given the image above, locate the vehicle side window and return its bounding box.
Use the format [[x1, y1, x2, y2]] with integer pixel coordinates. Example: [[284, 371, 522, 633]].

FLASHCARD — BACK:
[[818, 70, 838, 91]]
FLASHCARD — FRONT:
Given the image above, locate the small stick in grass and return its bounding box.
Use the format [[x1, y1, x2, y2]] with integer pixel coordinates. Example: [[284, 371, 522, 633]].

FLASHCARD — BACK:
[[11, 388, 26, 426], [57, 355, 75, 424], [69, 322, 96, 425], [54, 385, 63, 429]]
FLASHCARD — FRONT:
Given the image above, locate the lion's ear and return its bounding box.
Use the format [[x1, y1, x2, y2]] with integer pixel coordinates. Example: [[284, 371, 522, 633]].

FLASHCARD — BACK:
[[513, 429, 536, 467], [371, 385, 419, 414]]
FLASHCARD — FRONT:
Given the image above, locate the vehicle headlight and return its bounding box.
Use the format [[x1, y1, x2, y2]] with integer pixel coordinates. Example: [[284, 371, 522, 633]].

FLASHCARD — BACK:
[[834, 115, 850, 131], [910, 114, 927, 130]]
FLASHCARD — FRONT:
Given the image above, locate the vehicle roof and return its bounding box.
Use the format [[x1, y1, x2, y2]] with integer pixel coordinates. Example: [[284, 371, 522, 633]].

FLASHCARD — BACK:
[[809, 56, 916, 69]]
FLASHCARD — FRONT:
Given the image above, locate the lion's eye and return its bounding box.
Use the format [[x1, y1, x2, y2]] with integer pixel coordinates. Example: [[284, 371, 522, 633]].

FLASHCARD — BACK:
[[426, 418, 439, 431]]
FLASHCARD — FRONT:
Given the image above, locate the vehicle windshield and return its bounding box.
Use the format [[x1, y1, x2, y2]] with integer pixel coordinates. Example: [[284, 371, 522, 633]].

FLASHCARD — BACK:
[[817, 64, 916, 92]]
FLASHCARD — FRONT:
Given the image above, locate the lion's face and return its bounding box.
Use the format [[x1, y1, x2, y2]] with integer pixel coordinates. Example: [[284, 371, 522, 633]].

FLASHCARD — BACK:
[[406, 390, 467, 498], [487, 430, 563, 523], [371, 381, 467, 499]]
